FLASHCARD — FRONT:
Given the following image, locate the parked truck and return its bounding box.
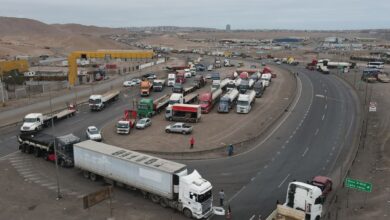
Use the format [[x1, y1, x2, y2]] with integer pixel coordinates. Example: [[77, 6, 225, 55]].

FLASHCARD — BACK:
[[140, 80, 153, 96], [20, 105, 76, 133], [165, 104, 202, 122], [74, 141, 214, 219], [89, 90, 120, 111], [167, 73, 176, 87], [176, 70, 186, 83], [236, 90, 256, 113], [193, 75, 206, 88], [18, 133, 80, 167], [137, 94, 170, 118], [116, 110, 137, 134], [254, 81, 265, 97], [261, 73, 272, 87], [218, 89, 239, 113], [238, 79, 254, 94], [153, 79, 166, 92], [211, 78, 230, 91], [199, 89, 222, 113]]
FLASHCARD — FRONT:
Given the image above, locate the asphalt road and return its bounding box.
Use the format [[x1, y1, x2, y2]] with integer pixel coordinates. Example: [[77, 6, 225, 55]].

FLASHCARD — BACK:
[[191, 64, 359, 219], [0, 60, 360, 220]]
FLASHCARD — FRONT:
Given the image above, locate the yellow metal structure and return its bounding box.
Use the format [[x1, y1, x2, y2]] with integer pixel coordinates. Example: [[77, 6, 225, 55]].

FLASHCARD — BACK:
[[68, 50, 154, 86], [0, 60, 29, 76]]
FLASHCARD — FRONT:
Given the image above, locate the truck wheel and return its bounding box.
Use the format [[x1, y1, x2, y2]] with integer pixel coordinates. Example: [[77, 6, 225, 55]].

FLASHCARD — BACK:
[[60, 159, 66, 167], [183, 208, 192, 218], [160, 198, 169, 208], [150, 194, 160, 203], [90, 173, 98, 182], [42, 152, 49, 160], [83, 171, 90, 179], [20, 145, 26, 153], [169, 117, 172, 121], [165, 129, 170, 133]]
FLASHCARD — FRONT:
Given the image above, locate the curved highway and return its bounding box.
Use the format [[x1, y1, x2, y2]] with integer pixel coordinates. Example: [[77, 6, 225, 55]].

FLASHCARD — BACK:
[[187, 65, 360, 219]]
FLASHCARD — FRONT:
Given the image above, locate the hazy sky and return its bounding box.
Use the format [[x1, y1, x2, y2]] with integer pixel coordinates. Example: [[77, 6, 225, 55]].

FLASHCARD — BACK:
[[1, 0, 389, 29]]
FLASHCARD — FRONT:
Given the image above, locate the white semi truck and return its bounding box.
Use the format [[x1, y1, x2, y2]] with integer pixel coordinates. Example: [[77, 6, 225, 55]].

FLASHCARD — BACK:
[[236, 90, 256, 114], [74, 141, 214, 219], [89, 90, 120, 111], [20, 106, 76, 133]]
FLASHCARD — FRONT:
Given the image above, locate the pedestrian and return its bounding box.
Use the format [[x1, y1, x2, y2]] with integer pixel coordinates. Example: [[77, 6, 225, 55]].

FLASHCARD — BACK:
[[190, 137, 195, 149], [228, 144, 234, 156], [219, 189, 225, 206]]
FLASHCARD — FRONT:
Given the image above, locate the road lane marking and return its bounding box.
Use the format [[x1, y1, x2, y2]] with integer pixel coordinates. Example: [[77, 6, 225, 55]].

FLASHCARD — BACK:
[[314, 128, 319, 136], [227, 185, 246, 203], [302, 147, 309, 157], [278, 174, 291, 188], [322, 114, 325, 120], [251, 177, 256, 181], [249, 215, 255, 220], [315, 94, 325, 98], [325, 104, 327, 109]]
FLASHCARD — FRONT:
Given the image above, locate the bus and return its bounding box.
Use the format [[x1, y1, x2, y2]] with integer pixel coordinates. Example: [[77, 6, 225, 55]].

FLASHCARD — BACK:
[[367, 61, 384, 69]]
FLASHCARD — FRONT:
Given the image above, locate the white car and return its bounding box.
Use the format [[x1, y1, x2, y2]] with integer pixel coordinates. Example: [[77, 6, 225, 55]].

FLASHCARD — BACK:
[[205, 74, 212, 79], [86, 126, 102, 141], [132, 78, 141, 84], [123, 81, 136, 87], [136, 118, 152, 129], [207, 65, 214, 71]]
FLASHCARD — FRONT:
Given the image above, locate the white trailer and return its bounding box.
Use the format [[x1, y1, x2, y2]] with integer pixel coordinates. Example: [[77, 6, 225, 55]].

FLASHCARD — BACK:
[[74, 141, 214, 219], [236, 90, 256, 114], [89, 90, 120, 111], [20, 107, 76, 132]]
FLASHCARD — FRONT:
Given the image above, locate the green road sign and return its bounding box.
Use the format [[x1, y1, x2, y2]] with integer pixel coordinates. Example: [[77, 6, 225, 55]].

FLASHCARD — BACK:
[[345, 178, 372, 192]]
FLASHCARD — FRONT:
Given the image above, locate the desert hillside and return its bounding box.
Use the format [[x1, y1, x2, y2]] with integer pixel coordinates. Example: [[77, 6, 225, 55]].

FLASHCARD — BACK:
[[0, 16, 129, 58]]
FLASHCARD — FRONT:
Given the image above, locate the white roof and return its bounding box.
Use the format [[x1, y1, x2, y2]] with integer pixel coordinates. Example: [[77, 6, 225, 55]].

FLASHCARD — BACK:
[[181, 170, 212, 192], [25, 113, 42, 118], [89, 94, 102, 99], [74, 140, 187, 174]]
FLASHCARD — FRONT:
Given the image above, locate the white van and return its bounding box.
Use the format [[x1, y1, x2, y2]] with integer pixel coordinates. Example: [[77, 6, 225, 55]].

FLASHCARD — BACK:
[[167, 73, 176, 87]]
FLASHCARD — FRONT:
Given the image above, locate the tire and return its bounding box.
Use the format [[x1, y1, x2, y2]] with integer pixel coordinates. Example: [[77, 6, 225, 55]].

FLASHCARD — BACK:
[[90, 173, 98, 182], [20, 145, 27, 153], [160, 198, 169, 208], [83, 171, 90, 179], [33, 148, 40, 157], [183, 208, 192, 218], [165, 129, 170, 133], [315, 216, 320, 220], [150, 194, 160, 203], [42, 152, 49, 161]]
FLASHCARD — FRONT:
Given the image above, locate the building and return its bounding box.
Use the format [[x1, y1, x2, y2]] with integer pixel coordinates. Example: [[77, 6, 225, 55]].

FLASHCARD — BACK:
[[226, 24, 231, 31]]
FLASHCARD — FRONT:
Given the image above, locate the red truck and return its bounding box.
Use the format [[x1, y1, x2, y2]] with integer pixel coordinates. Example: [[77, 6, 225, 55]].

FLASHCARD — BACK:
[[262, 66, 276, 78], [199, 89, 222, 113], [306, 59, 318, 71], [176, 70, 186, 84], [311, 176, 332, 199]]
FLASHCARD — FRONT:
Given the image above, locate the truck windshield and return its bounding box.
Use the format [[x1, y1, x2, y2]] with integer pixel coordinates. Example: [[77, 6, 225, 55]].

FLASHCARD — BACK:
[[153, 83, 162, 87], [200, 100, 209, 105], [237, 100, 248, 106], [117, 122, 128, 128], [196, 190, 212, 203], [89, 99, 101, 104], [169, 100, 179, 105], [138, 104, 149, 110], [24, 118, 38, 123]]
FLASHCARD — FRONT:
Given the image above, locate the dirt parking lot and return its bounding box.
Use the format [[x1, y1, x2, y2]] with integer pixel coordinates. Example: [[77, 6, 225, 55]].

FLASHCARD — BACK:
[[102, 65, 296, 156]]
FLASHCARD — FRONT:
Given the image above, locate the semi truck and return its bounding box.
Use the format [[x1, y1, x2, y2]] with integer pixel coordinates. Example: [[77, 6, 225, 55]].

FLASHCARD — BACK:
[[140, 80, 153, 96], [193, 75, 206, 88], [254, 81, 265, 98], [116, 110, 137, 135], [167, 73, 176, 87], [238, 79, 254, 94], [153, 79, 166, 92], [261, 73, 272, 87], [266, 181, 324, 220], [74, 141, 214, 219], [18, 133, 80, 167], [89, 90, 120, 111], [165, 104, 202, 122], [218, 89, 239, 113], [20, 105, 76, 133], [211, 78, 230, 91], [199, 89, 222, 113], [137, 94, 170, 118], [176, 70, 186, 84], [236, 90, 256, 114]]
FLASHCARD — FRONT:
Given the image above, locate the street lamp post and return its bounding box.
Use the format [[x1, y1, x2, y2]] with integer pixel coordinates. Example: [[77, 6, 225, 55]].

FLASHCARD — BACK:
[[49, 87, 62, 200]]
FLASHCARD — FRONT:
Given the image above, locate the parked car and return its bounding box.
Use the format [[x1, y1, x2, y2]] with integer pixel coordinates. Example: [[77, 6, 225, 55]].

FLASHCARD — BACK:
[[207, 65, 213, 71], [123, 80, 136, 87], [86, 126, 102, 141], [165, 123, 193, 134], [205, 73, 212, 79], [195, 64, 206, 71], [136, 118, 152, 129], [147, 73, 157, 79], [132, 78, 141, 84]]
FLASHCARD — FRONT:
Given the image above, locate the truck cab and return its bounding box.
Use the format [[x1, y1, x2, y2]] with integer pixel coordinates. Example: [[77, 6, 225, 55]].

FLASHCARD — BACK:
[[89, 94, 104, 110], [179, 170, 213, 219], [172, 83, 184, 93], [168, 73, 176, 86], [137, 98, 154, 118], [261, 73, 272, 87], [238, 80, 250, 94], [140, 80, 153, 96], [21, 113, 45, 132], [218, 97, 231, 113], [153, 80, 165, 92], [254, 81, 265, 97], [193, 75, 206, 88], [285, 182, 323, 220]]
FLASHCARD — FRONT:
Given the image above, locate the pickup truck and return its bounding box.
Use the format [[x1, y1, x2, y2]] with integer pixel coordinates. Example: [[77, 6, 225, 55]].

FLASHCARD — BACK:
[[165, 123, 193, 134]]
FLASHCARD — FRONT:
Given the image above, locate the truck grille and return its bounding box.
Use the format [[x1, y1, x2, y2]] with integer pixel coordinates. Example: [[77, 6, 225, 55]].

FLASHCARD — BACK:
[[22, 126, 29, 130], [202, 198, 212, 214]]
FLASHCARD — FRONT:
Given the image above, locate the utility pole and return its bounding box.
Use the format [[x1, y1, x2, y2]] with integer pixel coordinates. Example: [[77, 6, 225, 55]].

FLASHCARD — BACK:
[[0, 77, 5, 105], [49, 87, 62, 200]]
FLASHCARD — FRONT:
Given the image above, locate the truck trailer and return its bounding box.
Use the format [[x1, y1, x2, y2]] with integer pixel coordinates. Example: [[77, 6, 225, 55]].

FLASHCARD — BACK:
[[165, 104, 201, 123], [74, 141, 214, 219], [89, 90, 120, 111]]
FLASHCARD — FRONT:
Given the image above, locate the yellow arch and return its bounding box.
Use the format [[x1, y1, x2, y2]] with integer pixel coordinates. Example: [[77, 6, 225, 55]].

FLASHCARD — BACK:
[[68, 50, 154, 86]]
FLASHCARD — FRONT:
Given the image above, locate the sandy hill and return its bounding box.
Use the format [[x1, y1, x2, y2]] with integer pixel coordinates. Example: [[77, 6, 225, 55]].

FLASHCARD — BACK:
[[0, 16, 129, 58]]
